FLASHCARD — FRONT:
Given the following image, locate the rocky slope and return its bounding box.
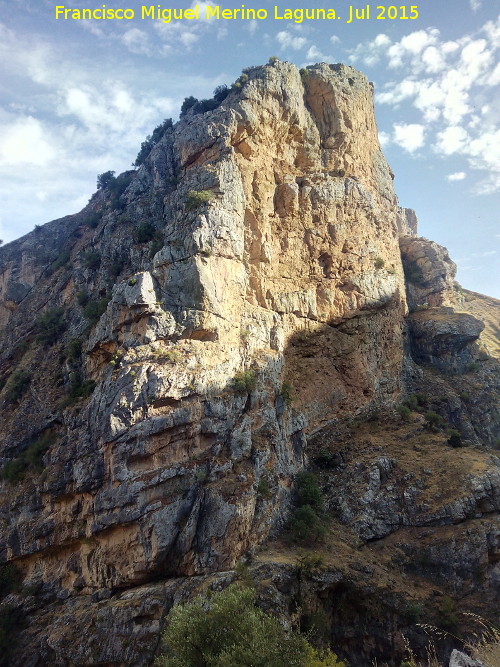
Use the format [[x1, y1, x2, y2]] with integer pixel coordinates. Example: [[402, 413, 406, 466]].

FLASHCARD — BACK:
[[0, 60, 498, 666]]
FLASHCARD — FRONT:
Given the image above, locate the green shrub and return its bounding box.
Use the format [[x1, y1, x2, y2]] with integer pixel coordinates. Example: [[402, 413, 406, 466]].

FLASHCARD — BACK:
[[84, 212, 102, 229], [447, 429, 463, 448], [0, 459, 27, 483], [83, 297, 109, 325], [97, 170, 115, 189], [65, 338, 82, 361], [314, 449, 337, 469], [128, 278, 137, 286], [23, 432, 53, 471], [424, 410, 446, 431], [290, 505, 327, 543], [281, 381, 293, 406], [76, 290, 89, 307], [374, 256, 385, 269], [257, 477, 271, 499], [150, 238, 163, 258], [110, 259, 124, 278], [233, 370, 257, 393], [4, 369, 31, 403], [404, 602, 423, 624], [136, 222, 156, 244], [49, 250, 71, 274], [268, 55, 278, 64], [180, 96, 198, 116], [134, 118, 173, 166], [398, 404, 412, 421], [467, 362, 480, 372], [155, 583, 334, 667], [299, 68, 309, 78], [82, 250, 101, 270], [438, 595, 459, 631], [185, 190, 213, 211], [158, 348, 183, 364], [61, 374, 96, 407], [35, 307, 66, 345], [403, 259, 426, 285], [0, 432, 54, 483], [295, 471, 323, 511], [402, 393, 427, 412]]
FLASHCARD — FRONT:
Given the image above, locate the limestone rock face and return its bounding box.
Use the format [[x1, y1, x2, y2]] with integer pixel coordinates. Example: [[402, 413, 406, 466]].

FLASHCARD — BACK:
[[0, 60, 499, 666], [0, 60, 406, 596], [400, 235, 457, 309]]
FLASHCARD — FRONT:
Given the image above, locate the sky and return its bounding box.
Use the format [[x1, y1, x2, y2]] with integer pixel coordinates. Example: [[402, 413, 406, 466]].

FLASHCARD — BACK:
[[0, 0, 499, 297]]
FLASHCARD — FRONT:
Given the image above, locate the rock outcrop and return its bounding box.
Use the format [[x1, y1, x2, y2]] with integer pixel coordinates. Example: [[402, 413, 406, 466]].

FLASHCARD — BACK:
[[0, 60, 498, 666]]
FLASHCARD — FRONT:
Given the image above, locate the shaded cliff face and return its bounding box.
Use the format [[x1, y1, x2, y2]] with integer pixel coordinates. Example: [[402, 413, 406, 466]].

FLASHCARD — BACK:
[[0, 60, 498, 666]]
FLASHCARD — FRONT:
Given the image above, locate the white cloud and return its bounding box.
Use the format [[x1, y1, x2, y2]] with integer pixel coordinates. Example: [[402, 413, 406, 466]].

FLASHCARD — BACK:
[[0, 116, 55, 167], [371, 17, 500, 192], [470, 0, 482, 12], [435, 126, 469, 154], [393, 123, 425, 153], [447, 172, 466, 181], [304, 45, 333, 63], [276, 31, 307, 50]]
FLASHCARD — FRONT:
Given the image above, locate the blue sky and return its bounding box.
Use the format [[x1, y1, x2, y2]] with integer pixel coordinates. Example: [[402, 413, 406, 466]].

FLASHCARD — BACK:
[[1, 0, 499, 296]]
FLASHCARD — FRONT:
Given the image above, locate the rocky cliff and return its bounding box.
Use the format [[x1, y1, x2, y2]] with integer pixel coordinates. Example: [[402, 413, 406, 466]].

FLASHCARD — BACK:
[[0, 60, 498, 666]]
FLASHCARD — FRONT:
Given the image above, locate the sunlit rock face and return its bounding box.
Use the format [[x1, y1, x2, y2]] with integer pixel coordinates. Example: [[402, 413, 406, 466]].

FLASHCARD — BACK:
[[1, 59, 499, 667]]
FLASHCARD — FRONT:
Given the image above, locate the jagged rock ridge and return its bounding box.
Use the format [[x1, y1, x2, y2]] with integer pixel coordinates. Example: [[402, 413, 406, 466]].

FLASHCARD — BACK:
[[0, 60, 498, 666]]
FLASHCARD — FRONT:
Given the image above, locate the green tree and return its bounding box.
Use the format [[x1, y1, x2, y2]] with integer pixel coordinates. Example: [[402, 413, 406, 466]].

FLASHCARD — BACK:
[[97, 170, 115, 189], [156, 584, 343, 667]]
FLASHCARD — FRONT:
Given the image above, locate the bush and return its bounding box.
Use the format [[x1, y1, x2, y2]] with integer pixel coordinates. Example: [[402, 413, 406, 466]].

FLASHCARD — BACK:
[[49, 250, 71, 274], [0, 432, 54, 483], [4, 369, 31, 403], [82, 250, 101, 270], [398, 404, 412, 421], [155, 583, 337, 667], [35, 307, 66, 345], [402, 393, 428, 412], [97, 170, 115, 189], [295, 471, 323, 511], [23, 432, 53, 471], [424, 410, 446, 431], [403, 259, 425, 285], [447, 429, 463, 448], [65, 338, 82, 361], [314, 449, 337, 469], [180, 96, 198, 116], [134, 118, 173, 166], [83, 297, 109, 325], [233, 370, 257, 393], [290, 505, 327, 543], [136, 222, 156, 244], [281, 381, 293, 406], [1, 459, 27, 483], [108, 172, 134, 210], [76, 290, 89, 307], [185, 190, 213, 211], [374, 256, 385, 269], [61, 374, 96, 407], [84, 212, 101, 229], [213, 84, 229, 103], [257, 478, 271, 499]]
